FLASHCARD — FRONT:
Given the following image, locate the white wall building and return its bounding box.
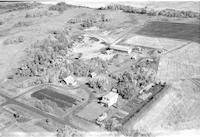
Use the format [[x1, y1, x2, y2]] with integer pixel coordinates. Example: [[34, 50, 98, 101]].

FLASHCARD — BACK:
[[110, 44, 132, 54], [63, 75, 77, 86], [101, 92, 118, 107]]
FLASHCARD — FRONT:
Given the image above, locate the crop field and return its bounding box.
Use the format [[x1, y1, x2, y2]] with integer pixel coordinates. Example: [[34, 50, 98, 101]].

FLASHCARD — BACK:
[[126, 80, 200, 134], [157, 59, 200, 82], [0, 95, 6, 105], [137, 21, 200, 43], [31, 88, 80, 109]]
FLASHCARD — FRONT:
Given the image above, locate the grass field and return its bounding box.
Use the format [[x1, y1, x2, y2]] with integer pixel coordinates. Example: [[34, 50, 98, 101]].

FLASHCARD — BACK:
[[137, 21, 200, 43]]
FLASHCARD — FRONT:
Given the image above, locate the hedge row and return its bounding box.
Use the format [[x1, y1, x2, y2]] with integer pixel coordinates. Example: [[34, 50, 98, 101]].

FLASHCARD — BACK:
[[98, 4, 200, 19]]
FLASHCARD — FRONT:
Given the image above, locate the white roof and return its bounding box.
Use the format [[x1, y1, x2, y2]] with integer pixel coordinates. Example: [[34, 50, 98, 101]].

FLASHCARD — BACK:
[[110, 44, 132, 52], [103, 92, 118, 99], [63, 75, 75, 83]]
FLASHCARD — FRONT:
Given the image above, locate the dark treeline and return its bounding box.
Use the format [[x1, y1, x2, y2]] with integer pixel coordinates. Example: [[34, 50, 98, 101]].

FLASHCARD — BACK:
[[98, 4, 200, 19]]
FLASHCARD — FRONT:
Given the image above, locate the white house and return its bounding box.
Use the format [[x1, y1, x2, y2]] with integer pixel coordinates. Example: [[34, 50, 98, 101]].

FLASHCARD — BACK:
[[63, 76, 77, 86], [101, 92, 118, 107]]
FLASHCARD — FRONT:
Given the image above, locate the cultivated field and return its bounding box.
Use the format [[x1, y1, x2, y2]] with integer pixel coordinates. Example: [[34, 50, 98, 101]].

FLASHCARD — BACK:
[[124, 79, 200, 135], [137, 21, 200, 43], [156, 42, 200, 83]]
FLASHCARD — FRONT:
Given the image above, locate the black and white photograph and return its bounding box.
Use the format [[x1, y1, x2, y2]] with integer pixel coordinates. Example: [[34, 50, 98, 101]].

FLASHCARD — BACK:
[[0, 0, 199, 137]]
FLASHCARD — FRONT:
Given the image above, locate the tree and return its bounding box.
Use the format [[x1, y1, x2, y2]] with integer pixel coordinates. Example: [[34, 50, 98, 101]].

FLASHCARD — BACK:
[[57, 126, 83, 137]]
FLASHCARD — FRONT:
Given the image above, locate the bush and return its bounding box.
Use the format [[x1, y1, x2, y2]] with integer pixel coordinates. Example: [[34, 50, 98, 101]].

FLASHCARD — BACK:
[[68, 13, 111, 29], [25, 9, 58, 18], [14, 21, 31, 27], [3, 36, 24, 45]]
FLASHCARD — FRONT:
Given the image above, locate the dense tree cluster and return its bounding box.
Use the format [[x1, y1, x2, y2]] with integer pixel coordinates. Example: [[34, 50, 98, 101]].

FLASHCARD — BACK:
[[15, 31, 71, 80], [67, 57, 108, 77], [14, 30, 109, 86], [57, 125, 83, 137], [87, 57, 108, 73], [68, 13, 110, 28], [114, 71, 136, 99], [98, 4, 200, 18], [49, 2, 74, 13], [108, 58, 157, 99], [87, 78, 108, 91], [0, 2, 40, 13]]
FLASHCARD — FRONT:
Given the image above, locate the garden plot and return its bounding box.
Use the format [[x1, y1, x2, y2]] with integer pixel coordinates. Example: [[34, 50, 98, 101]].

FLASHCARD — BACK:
[[17, 85, 88, 117]]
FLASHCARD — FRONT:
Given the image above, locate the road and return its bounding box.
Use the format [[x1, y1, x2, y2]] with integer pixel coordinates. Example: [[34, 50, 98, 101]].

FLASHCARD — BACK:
[[0, 89, 83, 130], [162, 41, 192, 56]]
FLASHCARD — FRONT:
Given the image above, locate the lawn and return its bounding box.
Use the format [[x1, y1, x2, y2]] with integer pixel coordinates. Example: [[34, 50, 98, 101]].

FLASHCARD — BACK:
[[76, 102, 107, 122]]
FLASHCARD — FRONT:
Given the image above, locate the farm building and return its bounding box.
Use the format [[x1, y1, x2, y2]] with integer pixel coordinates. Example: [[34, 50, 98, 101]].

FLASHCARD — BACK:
[[139, 83, 155, 94], [89, 72, 97, 78], [110, 44, 132, 54], [101, 92, 119, 107], [138, 92, 153, 101], [63, 76, 77, 86]]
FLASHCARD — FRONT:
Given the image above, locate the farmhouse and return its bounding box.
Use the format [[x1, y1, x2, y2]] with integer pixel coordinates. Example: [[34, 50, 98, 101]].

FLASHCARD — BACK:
[[101, 92, 119, 107], [63, 75, 77, 86], [110, 44, 132, 54]]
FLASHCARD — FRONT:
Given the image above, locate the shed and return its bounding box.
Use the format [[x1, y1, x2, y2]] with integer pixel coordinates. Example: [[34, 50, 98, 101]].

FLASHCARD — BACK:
[[101, 92, 119, 107], [63, 75, 77, 86]]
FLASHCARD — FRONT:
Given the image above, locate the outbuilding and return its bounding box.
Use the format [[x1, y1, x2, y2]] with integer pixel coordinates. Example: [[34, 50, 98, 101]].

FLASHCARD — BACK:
[[63, 75, 77, 86], [89, 72, 97, 78], [101, 92, 118, 107]]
